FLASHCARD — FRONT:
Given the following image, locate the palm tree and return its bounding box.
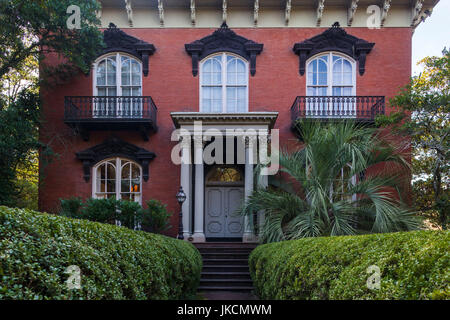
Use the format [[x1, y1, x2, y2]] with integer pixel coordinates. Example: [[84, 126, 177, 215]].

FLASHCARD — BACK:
[[242, 120, 421, 243]]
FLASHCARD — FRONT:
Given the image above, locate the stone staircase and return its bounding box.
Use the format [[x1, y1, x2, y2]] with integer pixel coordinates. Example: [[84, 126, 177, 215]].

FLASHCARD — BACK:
[[195, 242, 258, 293]]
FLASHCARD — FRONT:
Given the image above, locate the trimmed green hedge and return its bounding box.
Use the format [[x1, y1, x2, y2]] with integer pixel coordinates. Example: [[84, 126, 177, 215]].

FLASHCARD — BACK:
[[0, 206, 202, 299], [249, 231, 449, 300]]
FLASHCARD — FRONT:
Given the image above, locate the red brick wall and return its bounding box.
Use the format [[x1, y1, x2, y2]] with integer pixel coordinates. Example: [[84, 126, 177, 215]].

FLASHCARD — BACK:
[[39, 27, 412, 237]]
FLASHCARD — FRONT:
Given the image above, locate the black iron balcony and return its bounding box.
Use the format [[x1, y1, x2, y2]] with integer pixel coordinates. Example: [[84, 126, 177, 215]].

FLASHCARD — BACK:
[[291, 96, 385, 122], [64, 96, 157, 141]]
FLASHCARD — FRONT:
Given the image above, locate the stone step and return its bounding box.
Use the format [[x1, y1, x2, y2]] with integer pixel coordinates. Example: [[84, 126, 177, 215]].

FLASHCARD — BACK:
[[197, 247, 255, 254], [198, 286, 254, 292], [200, 279, 254, 287], [201, 271, 251, 279], [203, 258, 248, 266], [200, 252, 250, 259], [202, 265, 250, 273]]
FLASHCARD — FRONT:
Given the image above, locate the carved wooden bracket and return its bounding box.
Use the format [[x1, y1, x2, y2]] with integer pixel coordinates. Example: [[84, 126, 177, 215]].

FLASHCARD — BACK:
[[76, 136, 156, 182], [293, 22, 375, 76], [100, 23, 156, 77], [185, 22, 263, 77]]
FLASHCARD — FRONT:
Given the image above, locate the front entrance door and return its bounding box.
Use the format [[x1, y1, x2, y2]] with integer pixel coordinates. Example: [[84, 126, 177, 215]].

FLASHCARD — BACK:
[[205, 187, 244, 238]]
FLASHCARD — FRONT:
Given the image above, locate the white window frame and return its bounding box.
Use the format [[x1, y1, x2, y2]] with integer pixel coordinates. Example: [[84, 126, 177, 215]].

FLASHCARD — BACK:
[[306, 51, 356, 96], [92, 157, 143, 205], [92, 52, 143, 97], [199, 52, 249, 113]]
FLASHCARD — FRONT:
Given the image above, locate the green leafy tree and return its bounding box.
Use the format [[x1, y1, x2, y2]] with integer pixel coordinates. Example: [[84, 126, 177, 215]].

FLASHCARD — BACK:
[[377, 48, 449, 229], [242, 121, 420, 243], [0, 0, 104, 207]]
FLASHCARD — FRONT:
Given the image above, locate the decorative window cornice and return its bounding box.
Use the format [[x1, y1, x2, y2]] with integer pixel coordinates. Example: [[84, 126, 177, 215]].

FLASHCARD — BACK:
[[76, 136, 156, 182], [185, 22, 263, 77], [99, 23, 156, 77], [293, 22, 375, 76]]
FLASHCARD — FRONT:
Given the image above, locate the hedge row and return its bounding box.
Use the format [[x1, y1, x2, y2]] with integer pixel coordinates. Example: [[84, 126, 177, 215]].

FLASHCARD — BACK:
[[0, 206, 202, 299], [249, 231, 449, 300]]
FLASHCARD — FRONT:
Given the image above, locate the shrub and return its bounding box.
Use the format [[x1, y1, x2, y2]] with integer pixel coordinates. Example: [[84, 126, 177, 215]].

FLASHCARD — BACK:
[[58, 198, 145, 230], [0, 206, 202, 300], [59, 197, 83, 218], [141, 199, 172, 234], [117, 200, 143, 230], [249, 230, 449, 300], [82, 197, 118, 224]]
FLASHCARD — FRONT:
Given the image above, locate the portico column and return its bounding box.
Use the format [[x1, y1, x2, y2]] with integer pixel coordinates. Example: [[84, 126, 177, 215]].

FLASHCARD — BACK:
[[192, 136, 206, 242], [243, 137, 257, 243], [180, 136, 191, 239], [258, 173, 268, 237]]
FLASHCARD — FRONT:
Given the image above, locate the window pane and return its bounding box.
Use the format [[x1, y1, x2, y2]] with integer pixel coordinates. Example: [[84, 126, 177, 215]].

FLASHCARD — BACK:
[[97, 61, 106, 85], [107, 179, 115, 192], [107, 162, 115, 179], [236, 99, 246, 113], [333, 87, 342, 96], [132, 74, 140, 86], [121, 58, 130, 73], [343, 87, 352, 95], [97, 87, 106, 96], [307, 72, 314, 85], [121, 179, 131, 192], [107, 87, 117, 96], [121, 162, 130, 179], [122, 87, 131, 96], [318, 59, 327, 73], [132, 87, 141, 96], [318, 87, 327, 95], [107, 73, 116, 86], [343, 72, 352, 85], [202, 98, 211, 112], [122, 73, 130, 85], [131, 164, 140, 179], [318, 72, 327, 85], [343, 60, 352, 73], [131, 61, 140, 73], [202, 58, 221, 85]]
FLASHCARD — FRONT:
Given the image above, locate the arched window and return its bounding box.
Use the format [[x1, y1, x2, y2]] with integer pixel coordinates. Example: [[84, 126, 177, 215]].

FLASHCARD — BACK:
[[307, 52, 355, 96], [93, 158, 142, 203], [306, 52, 356, 117], [207, 166, 243, 183], [94, 53, 142, 117], [95, 53, 142, 97], [200, 53, 248, 113]]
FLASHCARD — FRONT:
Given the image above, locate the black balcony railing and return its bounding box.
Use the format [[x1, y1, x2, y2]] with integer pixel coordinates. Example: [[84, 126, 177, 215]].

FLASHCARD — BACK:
[[64, 96, 157, 141], [290, 96, 385, 122]]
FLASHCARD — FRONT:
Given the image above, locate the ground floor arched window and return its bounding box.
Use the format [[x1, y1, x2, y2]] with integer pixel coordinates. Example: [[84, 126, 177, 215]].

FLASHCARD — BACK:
[[93, 157, 142, 203]]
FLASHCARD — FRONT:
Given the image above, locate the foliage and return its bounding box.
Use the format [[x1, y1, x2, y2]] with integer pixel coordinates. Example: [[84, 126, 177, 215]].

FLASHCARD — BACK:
[[376, 48, 449, 229], [0, 0, 103, 79], [82, 197, 119, 224], [249, 230, 450, 300], [59, 197, 83, 218], [0, 0, 105, 208], [142, 200, 173, 234], [59, 197, 144, 230], [0, 88, 43, 207], [242, 120, 419, 243], [0, 206, 202, 300]]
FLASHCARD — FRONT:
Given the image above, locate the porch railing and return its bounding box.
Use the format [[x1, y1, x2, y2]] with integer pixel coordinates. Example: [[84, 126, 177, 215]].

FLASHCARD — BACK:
[[290, 96, 385, 122]]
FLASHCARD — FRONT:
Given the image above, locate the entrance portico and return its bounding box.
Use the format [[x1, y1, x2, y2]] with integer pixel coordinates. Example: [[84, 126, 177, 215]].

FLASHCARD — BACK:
[[171, 112, 277, 242]]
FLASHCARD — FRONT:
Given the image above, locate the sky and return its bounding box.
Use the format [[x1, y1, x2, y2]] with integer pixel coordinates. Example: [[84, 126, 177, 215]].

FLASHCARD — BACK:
[[411, 0, 450, 75]]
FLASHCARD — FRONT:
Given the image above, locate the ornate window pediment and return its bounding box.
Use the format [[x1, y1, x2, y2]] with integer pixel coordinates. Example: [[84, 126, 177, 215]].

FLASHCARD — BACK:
[[293, 22, 375, 76], [99, 23, 156, 77], [76, 137, 156, 182], [185, 23, 263, 77]]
